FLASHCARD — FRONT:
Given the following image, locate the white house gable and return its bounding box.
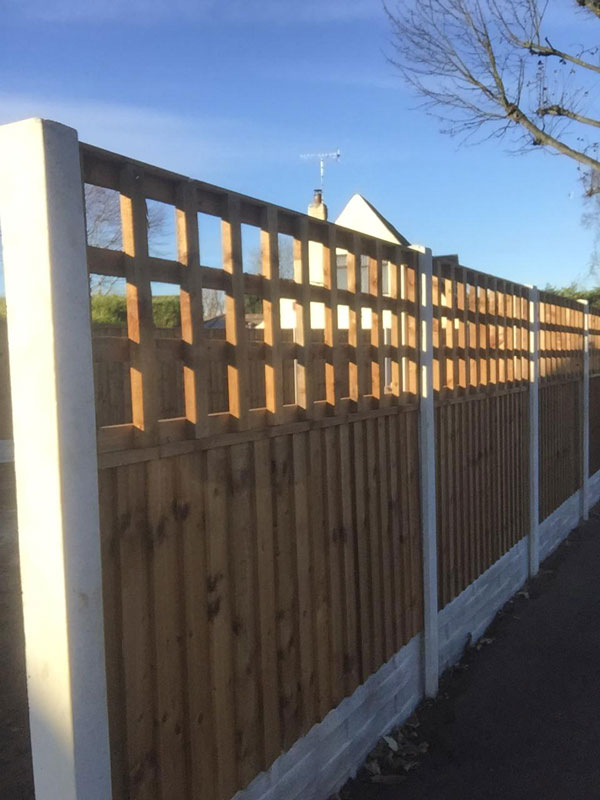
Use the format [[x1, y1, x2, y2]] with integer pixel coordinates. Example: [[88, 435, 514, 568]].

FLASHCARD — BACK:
[[335, 193, 410, 246]]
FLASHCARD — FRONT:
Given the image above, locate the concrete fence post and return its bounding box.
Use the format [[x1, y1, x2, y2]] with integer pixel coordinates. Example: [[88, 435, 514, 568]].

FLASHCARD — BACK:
[[0, 119, 112, 800], [413, 245, 438, 697], [528, 286, 540, 578], [578, 299, 590, 521]]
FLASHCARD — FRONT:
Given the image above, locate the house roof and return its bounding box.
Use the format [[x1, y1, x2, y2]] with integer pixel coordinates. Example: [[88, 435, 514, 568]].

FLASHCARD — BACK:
[[335, 193, 410, 247], [203, 313, 263, 329]]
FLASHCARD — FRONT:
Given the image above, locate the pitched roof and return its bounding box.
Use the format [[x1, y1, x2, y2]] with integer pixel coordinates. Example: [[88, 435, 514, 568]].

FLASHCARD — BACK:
[[335, 193, 410, 246]]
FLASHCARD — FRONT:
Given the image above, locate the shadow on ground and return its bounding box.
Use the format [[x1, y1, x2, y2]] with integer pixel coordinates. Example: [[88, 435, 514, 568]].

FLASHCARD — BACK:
[[341, 506, 600, 800]]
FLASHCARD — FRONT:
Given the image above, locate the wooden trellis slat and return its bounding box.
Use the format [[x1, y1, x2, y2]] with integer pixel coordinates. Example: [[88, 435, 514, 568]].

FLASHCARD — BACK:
[[370, 241, 385, 402], [261, 206, 284, 422], [389, 250, 401, 401], [293, 216, 314, 415], [223, 195, 249, 428], [176, 182, 209, 437], [323, 225, 342, 411], [348, 233, 367, 408], [120, 165, 159, 447]]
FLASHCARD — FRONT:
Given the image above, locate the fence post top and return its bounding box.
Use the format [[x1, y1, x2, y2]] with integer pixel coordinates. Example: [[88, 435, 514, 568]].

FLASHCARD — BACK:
[[0, 117, 77, 139]]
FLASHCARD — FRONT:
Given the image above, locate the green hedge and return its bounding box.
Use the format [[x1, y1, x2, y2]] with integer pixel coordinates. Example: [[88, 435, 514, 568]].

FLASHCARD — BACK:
[[0, 295, 181, 327], [2, 283, 600, 325], [90, 294, 181, 328], [544, 282, 600, 309]]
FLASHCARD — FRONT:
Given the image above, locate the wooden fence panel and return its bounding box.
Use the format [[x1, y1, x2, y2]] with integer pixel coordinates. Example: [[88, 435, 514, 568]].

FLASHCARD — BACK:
[[78, 144, 423, 800], [434, 390, 528, 608], [433, 260, 529, 607], [539, 379, 581, 522], [538, 293, 584, 521], [1, 141, 595, 799], [99, 414, 423, 800]]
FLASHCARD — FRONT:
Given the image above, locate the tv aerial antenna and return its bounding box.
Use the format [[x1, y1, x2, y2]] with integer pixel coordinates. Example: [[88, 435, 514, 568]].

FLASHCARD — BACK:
[[300, 149, 341, 192]]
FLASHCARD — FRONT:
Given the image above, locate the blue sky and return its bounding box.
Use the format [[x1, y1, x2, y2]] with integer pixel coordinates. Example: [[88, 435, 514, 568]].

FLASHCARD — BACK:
[[0, 0, 596, 292]]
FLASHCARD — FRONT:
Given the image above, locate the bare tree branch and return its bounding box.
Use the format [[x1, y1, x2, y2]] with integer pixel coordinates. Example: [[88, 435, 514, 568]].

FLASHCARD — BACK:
[[386, 0, 600, 179], [524, 40, 600, 75], [537, 105, 600, 128], [577, 0, 600, 19], [85, 184, 169, 294]]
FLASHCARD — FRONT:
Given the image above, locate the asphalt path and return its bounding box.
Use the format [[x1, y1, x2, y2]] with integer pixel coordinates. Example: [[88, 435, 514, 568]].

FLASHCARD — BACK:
[[343, 507, 600, 800]]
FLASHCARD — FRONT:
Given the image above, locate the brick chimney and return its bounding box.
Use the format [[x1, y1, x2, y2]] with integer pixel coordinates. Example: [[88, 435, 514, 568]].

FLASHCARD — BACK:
[[306, 189, 327, 289], [308, 188, 327, 221]]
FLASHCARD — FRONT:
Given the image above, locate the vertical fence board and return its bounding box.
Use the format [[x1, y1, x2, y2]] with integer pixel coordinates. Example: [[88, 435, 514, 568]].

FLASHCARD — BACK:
[[273, 434, 300, 749], [252, 438, 281, 766], [205, 447, 236, 800], [177, 453, 215, 800], [365, 417, 383, 669], [229, 442, 261, 788], [339, 423, 360, 693], [148, 458, 188, 798], [377, 415, 394, 660], [353, 420, 372, 680], [308, 428, 333, 714], [292, 432, 317, 731], [324, 425, 345, 708], [117, 462, 158, 800]]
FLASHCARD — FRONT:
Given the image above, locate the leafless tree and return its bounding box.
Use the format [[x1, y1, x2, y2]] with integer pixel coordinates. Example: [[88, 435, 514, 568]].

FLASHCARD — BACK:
[[85, 185, 169, 294], [247, 234, 294, 278], [581, 172, 600, 273], [387, 0, 600, 190], [202, 288, 225, 321]]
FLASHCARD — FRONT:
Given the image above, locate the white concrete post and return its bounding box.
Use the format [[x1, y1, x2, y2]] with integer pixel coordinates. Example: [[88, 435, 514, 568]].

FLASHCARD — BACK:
[[528, 286, 540, 578], [413, 245, 438, 697], [578, 299, 590, 521], [0, 119, 112, 800]]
